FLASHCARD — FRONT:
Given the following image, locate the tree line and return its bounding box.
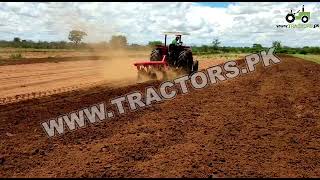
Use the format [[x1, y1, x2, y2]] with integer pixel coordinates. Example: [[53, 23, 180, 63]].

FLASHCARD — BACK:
[[0, 30, 319, 55], [149, 39, 320, 55]]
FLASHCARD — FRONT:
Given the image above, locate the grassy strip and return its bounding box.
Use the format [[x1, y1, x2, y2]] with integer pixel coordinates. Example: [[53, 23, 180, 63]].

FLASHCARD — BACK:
[[195, 53, 247, 61], [290, 54, 320, 64]]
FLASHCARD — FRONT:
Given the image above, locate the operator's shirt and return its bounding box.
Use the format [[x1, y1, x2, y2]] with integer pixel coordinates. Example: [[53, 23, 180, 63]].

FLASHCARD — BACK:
[[171, 39, 178, 45]]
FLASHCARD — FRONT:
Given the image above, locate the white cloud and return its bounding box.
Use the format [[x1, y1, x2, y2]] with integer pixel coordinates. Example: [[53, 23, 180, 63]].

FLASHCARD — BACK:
[[0, 2, 319, 47]]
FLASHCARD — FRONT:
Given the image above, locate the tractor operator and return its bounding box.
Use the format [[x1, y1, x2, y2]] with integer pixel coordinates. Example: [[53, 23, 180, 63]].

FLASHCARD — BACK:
[[171, 36, 180, 46]]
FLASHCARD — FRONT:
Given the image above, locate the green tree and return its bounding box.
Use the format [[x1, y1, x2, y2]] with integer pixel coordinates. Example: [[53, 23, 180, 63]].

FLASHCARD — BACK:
[[68, 30, 87, 46], [252, 43, 263, 52], [109, 35, 127, 48], [212, 39, 221, 50], [201, 45, 209, 53], [272, 41, 281, 49], [252, 43, 263, 49], [148, 41, 162, 47], [299, 49, 308, 55], [13, 37, 21, 43]]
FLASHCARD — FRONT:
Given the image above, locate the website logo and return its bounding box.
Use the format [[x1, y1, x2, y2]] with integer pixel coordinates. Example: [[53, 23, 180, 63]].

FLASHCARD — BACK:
[[285, 5, 310, 23], [276, 4, 319, 29]]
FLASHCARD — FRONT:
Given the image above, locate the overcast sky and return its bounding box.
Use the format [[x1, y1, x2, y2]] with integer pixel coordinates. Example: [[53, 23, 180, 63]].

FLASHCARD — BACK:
[[0, 2, 319, 47]]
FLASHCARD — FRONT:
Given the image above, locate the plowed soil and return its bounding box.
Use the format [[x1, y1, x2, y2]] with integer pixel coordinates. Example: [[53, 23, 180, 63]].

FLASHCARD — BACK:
[[0, 56, 222, 104], [0, 55, 319, 178]]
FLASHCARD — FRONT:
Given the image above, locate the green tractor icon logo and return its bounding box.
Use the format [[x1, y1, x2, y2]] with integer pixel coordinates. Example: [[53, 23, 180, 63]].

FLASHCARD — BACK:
[[286, 5, 310, 23]]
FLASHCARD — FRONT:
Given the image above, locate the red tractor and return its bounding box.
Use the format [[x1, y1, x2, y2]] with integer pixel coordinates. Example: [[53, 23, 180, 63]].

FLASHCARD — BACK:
[[134, 32, 199, 81]]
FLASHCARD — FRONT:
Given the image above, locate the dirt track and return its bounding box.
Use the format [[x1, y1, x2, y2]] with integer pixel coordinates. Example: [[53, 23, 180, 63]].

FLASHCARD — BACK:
[[0, 55, 319, 177]]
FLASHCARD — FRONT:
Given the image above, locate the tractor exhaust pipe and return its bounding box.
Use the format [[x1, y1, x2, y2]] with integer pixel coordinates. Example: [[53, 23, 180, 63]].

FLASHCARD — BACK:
[[165, 34, 167, 47]]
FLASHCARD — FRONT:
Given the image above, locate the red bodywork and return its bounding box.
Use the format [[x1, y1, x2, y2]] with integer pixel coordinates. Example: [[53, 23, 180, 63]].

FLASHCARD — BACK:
[[133, 45, 169, 71], [133, 55, 167, 70]]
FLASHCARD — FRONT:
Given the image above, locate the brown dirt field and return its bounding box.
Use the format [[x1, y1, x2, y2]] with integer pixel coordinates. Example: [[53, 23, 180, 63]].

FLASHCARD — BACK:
[[0, 55, 319, 177], [0, 59, 135, 100], [0, 55, 223, 104]]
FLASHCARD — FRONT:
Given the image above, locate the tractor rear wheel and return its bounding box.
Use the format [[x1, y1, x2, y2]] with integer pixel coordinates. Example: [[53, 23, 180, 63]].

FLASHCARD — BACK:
[[150, 49, 162, 61], [177, 50, 193, 75], [192, 60, 199, 73]]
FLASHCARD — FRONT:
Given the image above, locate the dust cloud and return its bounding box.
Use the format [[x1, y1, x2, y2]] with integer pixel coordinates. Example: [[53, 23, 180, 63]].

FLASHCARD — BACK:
[[95, 49, 150, 83], [47, 6, 179, 85]]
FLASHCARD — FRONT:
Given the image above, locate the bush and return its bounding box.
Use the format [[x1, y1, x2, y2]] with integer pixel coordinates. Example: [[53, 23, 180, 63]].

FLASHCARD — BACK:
[[278, 49, 288, 54], [298, 50, 307, 55], [148, 41, 162, 47]]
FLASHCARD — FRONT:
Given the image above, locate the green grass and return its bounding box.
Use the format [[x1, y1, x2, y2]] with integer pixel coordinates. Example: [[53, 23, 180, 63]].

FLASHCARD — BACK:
[[290, 54, 320, 64], [195, 53, 247, 61]]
